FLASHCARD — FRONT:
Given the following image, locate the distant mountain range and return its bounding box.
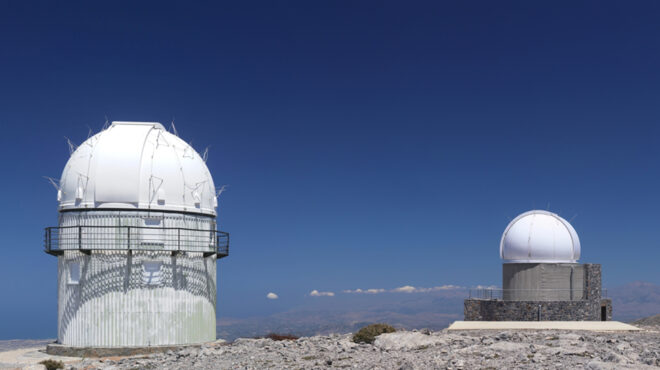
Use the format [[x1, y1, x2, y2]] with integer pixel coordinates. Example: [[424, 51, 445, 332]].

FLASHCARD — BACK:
[[217, 281, 660, 341], [217, 288, 466, 341], [608, 281, 660, 322], [633, 314, 660, 326], [0, 339, 53, 352]]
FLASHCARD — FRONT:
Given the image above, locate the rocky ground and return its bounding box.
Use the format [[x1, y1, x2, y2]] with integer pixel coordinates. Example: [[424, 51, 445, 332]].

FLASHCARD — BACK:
[[63, 327, 660, 370]]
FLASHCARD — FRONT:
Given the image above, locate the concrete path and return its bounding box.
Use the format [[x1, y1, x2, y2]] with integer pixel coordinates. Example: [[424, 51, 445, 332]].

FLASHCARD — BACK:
[[0, 346, 81, 369], [447, 321, 642, 331]]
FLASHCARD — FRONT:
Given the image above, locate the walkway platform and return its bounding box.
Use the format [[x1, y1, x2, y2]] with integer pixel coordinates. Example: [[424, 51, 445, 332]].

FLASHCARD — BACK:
[[447, 321, 642, 331]]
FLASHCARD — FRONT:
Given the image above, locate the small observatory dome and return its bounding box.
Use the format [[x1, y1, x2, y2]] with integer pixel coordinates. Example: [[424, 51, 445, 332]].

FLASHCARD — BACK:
[[500, 210, 580, 263], [58, 121, 216, 215]]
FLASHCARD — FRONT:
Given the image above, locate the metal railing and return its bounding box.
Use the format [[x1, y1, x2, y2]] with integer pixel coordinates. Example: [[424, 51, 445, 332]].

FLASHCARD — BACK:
[[467, 288, 602, 301], [44, 226, 229, 258]]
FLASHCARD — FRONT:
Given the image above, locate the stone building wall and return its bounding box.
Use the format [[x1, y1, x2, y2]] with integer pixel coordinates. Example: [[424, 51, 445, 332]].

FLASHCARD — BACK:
[[584, 264, 601, 301], [465, 263, 609, 321], [464, 299, 599, 321]]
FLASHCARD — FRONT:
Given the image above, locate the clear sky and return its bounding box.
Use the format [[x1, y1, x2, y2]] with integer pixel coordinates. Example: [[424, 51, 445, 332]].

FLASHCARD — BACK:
[[1, 1, 659, 339]]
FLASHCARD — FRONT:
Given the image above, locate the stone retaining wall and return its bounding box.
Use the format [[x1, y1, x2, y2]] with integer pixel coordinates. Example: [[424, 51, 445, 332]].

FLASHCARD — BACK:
[[464, 299, 599, 321]]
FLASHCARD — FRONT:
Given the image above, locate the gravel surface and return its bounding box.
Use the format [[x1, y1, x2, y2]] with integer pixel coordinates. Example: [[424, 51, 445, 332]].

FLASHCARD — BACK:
[[66, 327, 660, 369]]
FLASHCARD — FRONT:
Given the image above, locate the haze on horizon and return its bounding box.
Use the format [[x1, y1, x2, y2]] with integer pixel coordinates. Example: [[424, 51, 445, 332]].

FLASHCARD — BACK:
[[1, 1, 659, 340]]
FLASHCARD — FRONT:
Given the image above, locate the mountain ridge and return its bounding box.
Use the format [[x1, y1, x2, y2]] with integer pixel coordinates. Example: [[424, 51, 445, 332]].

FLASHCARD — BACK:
[[217, 281, 660, 341]]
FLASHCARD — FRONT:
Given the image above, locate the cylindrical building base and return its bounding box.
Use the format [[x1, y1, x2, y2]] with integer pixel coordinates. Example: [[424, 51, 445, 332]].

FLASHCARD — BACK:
[[502, 263, 584, 301], [58, 250, 216, 347]]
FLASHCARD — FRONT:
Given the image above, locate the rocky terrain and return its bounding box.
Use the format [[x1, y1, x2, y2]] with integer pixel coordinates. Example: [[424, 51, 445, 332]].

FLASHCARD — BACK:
[[64, 327, 660, 369]]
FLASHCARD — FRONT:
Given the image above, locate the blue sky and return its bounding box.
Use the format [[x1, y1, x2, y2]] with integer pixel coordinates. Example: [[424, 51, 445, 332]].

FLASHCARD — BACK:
[[1, 1, 659, 339]]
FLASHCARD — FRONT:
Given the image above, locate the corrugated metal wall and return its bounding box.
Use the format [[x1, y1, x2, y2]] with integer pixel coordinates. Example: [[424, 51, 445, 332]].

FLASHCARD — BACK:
[[57, 211, 218, 347], [502, 263, 584, 301]]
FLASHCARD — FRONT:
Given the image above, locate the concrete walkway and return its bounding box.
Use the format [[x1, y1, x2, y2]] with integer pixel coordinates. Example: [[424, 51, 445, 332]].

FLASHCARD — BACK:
[[0, 346, 81, 369], [447, 321, 642, 331]]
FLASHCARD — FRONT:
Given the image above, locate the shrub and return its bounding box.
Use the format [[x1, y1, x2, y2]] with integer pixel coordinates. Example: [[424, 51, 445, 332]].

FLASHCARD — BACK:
[[352, 323, 396, 344], [263, 333, 299, 341], [39, 359, 64, 370]]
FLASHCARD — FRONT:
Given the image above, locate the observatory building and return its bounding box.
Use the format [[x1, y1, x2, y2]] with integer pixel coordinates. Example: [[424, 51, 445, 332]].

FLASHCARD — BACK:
[[44, 121, 229, 348], [464, 210, 612, 321]]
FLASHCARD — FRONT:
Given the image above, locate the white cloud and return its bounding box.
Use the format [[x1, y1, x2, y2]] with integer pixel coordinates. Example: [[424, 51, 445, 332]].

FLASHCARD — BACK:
[[342, 288, 386, 294], [434, 285, 463, 290], [342, 289, 363, 294], [342, 285, 465, 294], [410, 285, 464, 293], [392, 285, 417, 293], [473, 285, 498, 290], [266, 292, 279, 300], [310, 290, 335, 297]]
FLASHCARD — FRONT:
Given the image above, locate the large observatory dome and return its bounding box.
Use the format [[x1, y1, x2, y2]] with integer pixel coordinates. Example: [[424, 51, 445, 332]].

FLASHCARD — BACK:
[[500, 210, 580, 263], [58, 121, 217, 216]]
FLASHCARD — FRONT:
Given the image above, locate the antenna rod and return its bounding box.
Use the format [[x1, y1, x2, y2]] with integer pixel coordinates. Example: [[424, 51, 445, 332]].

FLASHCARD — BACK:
[[216, 184, 228, 197], [170, 119, 179, 137], [43, 176, 60, 191], [64, 137, 77, 155]]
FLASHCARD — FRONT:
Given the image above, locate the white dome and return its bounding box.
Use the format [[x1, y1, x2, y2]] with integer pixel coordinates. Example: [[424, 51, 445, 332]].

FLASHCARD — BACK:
[[500, 210, 580, 263], [58, 121, 217, 216]]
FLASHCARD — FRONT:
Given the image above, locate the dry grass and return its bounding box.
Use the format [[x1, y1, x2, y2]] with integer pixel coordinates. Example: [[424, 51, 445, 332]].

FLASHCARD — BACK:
[[352, 323, 396, 344], [39, 359, 64, 370], [259, 333, 299, 341]]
